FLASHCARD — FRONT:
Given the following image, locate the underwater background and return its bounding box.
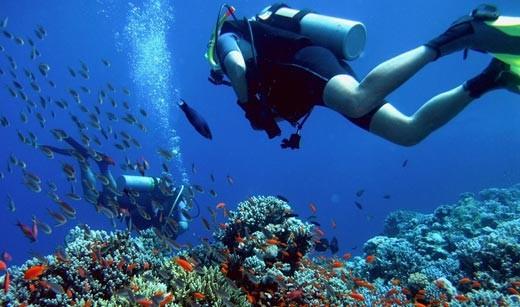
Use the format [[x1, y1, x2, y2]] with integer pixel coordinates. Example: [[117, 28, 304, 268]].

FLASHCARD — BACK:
[[1, 0, 520, 306]]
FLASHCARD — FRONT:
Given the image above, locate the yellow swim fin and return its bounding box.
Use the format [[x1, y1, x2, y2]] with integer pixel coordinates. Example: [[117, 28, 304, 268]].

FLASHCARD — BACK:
[[486, 16, 520, 74]]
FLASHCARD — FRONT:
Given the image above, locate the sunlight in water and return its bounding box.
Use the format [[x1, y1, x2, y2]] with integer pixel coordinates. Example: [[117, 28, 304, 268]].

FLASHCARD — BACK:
[[123, 0, 188, 184]]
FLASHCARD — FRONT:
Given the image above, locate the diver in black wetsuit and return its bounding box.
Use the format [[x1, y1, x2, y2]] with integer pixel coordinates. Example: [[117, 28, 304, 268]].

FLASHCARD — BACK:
[[207, 4, 520, 149], [45, 137, 190, 240]]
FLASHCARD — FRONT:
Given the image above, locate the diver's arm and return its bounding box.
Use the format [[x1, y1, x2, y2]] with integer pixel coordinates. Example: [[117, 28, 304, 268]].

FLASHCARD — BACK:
[[216, 33, 248, 102]]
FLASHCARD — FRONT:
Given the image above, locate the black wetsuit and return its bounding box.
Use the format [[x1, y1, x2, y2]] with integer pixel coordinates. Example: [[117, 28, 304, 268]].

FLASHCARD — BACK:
[[217, 17, 382, 131]]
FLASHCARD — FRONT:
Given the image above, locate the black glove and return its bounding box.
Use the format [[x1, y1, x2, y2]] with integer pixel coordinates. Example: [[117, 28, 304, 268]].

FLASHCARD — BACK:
[[238, 99, 281, 139], [281, 133, 301, 149]]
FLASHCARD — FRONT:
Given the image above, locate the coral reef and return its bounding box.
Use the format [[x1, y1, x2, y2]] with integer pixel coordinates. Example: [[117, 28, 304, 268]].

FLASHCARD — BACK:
[[351, 185, 520, 305], [2, 186, 520, 306]]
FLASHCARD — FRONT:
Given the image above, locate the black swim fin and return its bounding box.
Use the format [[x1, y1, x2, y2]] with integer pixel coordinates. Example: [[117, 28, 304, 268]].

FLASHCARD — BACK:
[[178, 99, 213, 140]]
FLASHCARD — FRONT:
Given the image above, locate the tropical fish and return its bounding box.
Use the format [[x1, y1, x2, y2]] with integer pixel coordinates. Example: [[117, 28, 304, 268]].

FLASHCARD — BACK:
[[356, 189, 364, 197], [1, 252, 12, 262], [23, 178, 42, 193], [209, 189, 217, 197], [178, 99, 212, 139], [50, 128, 68, 141], [14, 37, 24, 45], [61, 163, 76, 181], [32, 217, 52, 235], [6, 194, 15, 212], [47, 208, 67, 226], [101, 58, 111, 67], [24, 265, 47, 280], [23, 171, 41, 185], [56, 200, 76, 217], [1, 17, 8, 28], [226, 175, 234, 185], [216, 202, 226, 209], [365, 255, 376, 263], [2, 30, 13, 40], [201, 218, 211, 231], [67, 66, 76, 77], [354, 201, 363, 210], [38, 63, 50, 76], [3, 271, 9, 294], [402, 159, 408, 167], [175, 258, 193, 272], [157, 148, 176, 161], [16, 220, 37, 242], [309, 202, 317, 214]]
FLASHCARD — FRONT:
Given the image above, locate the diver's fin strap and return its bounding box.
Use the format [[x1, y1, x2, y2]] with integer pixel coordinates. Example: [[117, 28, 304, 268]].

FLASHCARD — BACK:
[[471, 4, 500, 21], [460, 5, 500, 60]]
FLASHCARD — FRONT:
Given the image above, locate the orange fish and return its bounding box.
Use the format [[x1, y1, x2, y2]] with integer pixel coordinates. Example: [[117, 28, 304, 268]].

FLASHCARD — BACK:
[[216, 202, 226, 209], [24, 265, 46, 280], [28, 284, 36, 292], [160, 293, 174, 306], [342, 253, 352, 261], [0, 260, 6, 271], [414, 303, 427, 307], [3, 271, 9, 294], [175, 258, 193, 272], [309, 202, 317, 214], [192, 292, 205, 300], [458, 277, 471, 284], [332, 260, 343, 268], [235, 234, 245, 243], [349, 292, 364, 301], [266, 239, 280, 245], [315, 227, 325, 237], [507, 287, 520, 295], [246, 292, 256, 304], [454, 294, 470, 302], [84, 299, 92, 307], [136, 298, 153, 307], [435, 279, 445, 289], [77, 267, 87, 278], [471, 281, 481, 288], [365, 255, 376, 263]]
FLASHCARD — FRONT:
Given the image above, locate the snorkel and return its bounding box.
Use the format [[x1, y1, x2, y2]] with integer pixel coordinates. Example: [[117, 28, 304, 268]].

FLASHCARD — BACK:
[[205, 4, 237, 74]]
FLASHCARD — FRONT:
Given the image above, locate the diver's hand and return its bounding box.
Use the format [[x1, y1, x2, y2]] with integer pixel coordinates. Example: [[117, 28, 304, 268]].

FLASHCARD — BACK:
[[238, 99, 281, 139]]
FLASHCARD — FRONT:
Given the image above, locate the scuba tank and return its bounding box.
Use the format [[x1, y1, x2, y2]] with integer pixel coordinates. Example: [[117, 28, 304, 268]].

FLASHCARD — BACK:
[[116, 175, 159, 193], [256, 4, 367, 61]]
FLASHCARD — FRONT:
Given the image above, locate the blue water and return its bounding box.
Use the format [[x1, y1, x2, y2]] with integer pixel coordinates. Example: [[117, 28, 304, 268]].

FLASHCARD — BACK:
[[1, 0, 519, 267]]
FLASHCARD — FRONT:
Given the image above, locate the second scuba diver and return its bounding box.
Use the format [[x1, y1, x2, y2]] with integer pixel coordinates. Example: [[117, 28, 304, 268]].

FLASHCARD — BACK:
[[44, 137, 191, 242], [206, 3, 520, 149]]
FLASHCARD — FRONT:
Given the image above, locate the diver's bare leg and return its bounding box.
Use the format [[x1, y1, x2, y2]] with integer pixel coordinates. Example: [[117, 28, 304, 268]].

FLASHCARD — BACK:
[[368, 86, 474, 146], [323, 46, 436, 117]]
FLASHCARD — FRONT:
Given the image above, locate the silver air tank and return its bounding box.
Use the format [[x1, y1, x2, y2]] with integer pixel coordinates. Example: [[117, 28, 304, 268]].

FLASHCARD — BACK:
[[116, 175, 158, 192], [262, 6, 367, 61]]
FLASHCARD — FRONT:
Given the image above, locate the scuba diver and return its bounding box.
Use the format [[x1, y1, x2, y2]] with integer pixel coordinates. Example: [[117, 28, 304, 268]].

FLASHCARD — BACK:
[[44, 137, 191, 241], [206, 3, 520, 149]]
